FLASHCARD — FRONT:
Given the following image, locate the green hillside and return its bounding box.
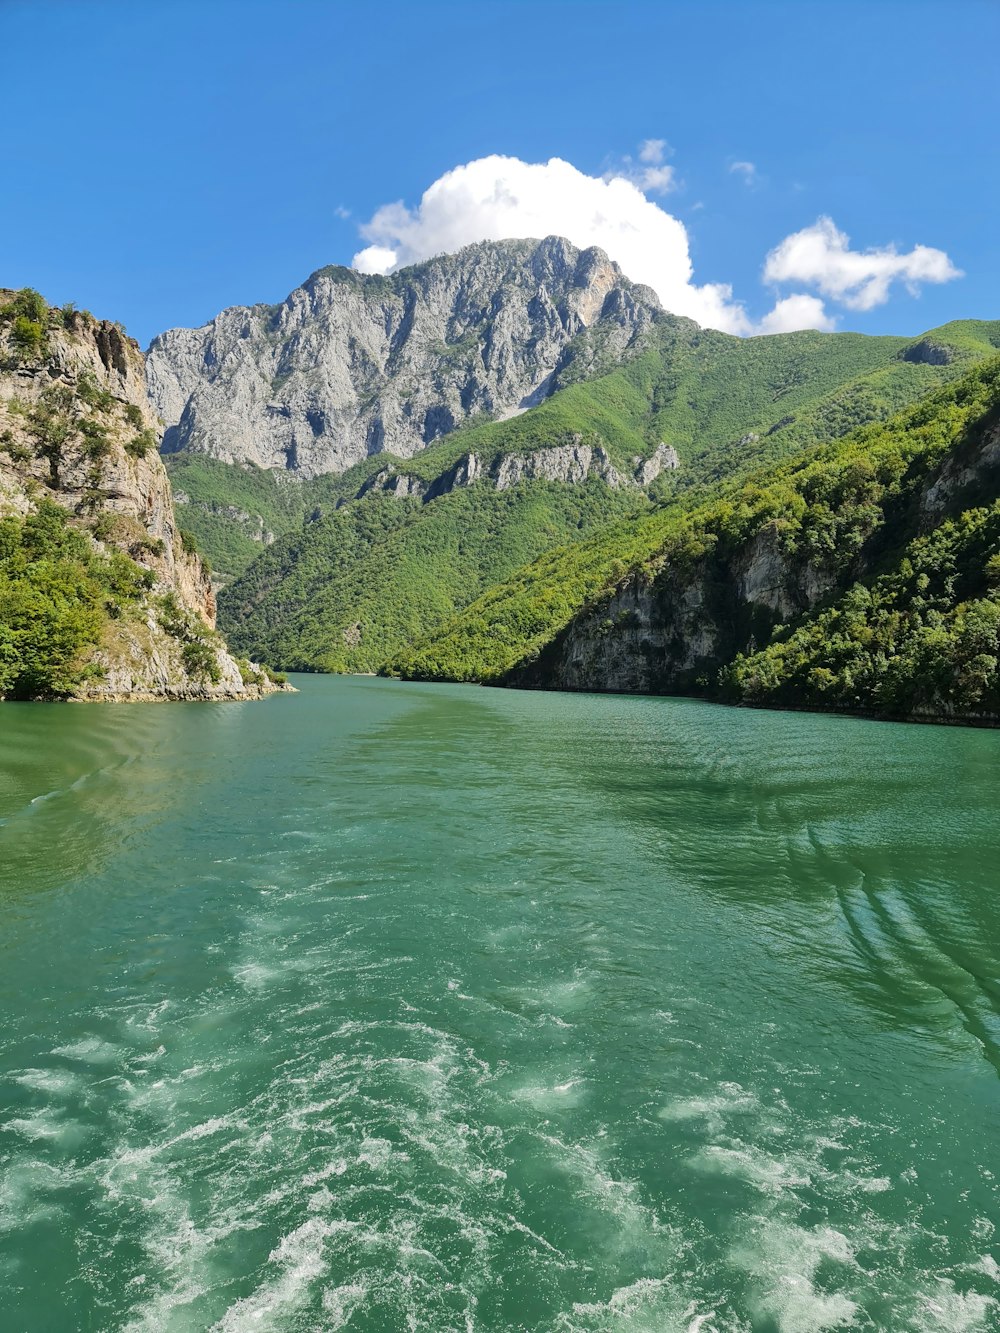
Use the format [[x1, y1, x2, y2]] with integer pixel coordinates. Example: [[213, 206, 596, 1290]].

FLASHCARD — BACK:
[[219, 482, 647, 672], [170, 318, 1000, 583], [213, 319, 1000, 675], [394, 357, 1000, 722]]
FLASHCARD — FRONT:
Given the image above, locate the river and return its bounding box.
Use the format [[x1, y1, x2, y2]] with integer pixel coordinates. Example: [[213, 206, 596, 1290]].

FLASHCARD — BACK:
[[1, 676, 997, 1330]]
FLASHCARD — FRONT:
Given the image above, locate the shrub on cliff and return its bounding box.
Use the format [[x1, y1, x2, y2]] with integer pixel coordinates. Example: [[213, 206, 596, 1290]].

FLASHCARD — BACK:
[[0, 500, 151, 698]]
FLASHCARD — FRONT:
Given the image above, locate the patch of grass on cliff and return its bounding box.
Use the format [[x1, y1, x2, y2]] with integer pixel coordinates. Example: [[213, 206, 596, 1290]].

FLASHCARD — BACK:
[[0, 499, 154, 699], [163, 455, 361, 579]]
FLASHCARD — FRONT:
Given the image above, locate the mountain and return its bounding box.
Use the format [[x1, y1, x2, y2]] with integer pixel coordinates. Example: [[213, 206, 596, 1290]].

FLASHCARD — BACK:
[[157, 233, 1000, 587], [0, 288, 284, 700], [147, 237, 660, 478], [211, 288, 1000, 675], [393, 357, 1000, 724]]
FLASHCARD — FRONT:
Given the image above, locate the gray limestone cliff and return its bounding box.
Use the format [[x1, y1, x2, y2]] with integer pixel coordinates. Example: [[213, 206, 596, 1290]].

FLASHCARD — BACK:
[[354, 439, 680, 504], [147, 237, 661, 478], [0, 296, 284, 699]]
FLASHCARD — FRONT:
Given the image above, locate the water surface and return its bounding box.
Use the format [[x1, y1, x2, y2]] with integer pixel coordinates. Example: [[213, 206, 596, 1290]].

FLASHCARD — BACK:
[[1, 677, 998, 1331]]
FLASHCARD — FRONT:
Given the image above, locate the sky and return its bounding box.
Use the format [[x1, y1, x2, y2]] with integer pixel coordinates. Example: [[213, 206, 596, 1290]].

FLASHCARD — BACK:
[[2, 0, 998, 347]]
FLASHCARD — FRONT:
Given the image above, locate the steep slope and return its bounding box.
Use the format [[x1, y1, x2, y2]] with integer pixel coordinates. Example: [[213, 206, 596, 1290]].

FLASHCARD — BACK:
[[147, 237, 660, 477], [394, 359, 1000, 723], [216, 311, 1000, 673], [219, 481, 648, 673], [166, 297, 1000, 584], [0, 289, 283, 700]]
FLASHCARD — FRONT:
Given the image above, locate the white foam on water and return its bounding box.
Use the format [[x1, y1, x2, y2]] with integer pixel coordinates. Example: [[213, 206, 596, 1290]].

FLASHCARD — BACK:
[[534, 1130, 674, 1259], [731, 1221, 860, 1333], [51, 1036, 121, 1064], [554, 1276, 747, 1332], [320, 1282, 368, 1327], [688, 1144, 813, 1194], [210, 1217, 334, 1332], [510, 1075, 587, 1112], [0, 1156, 77, 1232], [972, 1253, 999, 1281], [231, 961, 283, 988], [301, 1159, 349, 1187], [659, 1082, 760, 1135], [534, 974, 594, 1013], [11, 1067, 83, 1096], [3, 1108, 88, 1148], [914, 1282, 999, 1331], [357, 1136, 394, 1170]]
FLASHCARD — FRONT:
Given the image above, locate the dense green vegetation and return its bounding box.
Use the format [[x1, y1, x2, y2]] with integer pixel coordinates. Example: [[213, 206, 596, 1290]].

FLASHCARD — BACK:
[[168, 318, 1000, 586], [212, 319, 1000, 679], [725, 506, 1000, 717], [219, 481, 648, 672], [394, 358, 1000, 721], [164, 455, 356, 579], [0, 500, 154, 698], [388, 506, 684, 683]]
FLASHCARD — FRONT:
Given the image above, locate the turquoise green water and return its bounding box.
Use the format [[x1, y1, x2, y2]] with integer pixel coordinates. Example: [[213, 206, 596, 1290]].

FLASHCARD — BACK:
[[1, 676, 998, 1332]]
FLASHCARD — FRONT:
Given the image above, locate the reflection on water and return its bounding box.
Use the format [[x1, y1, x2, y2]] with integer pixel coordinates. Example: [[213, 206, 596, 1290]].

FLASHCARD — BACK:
[[0, 677, 998, 1331]]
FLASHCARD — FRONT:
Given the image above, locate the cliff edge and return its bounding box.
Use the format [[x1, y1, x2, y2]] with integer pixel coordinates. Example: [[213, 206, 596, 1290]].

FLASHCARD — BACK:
[[0, 289, 285, 700]]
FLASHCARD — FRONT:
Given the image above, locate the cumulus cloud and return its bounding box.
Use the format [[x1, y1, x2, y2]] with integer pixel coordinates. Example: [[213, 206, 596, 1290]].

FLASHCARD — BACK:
[[629, 140, 675, 193], [352, 154, 749, 333], [763, 216, 962, 311], [350, 157, 960, 338], [756, 293, 835, 334], [353, 244, 398, 275]]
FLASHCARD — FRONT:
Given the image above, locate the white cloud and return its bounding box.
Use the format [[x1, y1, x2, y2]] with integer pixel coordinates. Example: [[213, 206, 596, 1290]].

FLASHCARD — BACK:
[[756, 293, 835, 334], [353, 244, 398, 274], [351, 158, 961, 339], [763, 215, 962, 311], [625, 139, 675, 193], [730, 160, 757, 185], [635, 163, 675, 194], [352, 154, 749, 333]]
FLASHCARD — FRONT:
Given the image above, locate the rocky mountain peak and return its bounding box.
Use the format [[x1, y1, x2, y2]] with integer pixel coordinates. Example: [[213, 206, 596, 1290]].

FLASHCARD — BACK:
[[147, 237, 663, 479]]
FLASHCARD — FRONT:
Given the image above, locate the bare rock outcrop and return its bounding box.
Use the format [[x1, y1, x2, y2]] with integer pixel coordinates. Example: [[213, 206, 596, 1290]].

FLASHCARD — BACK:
[[147, 237, 661, 479], [350, 438, 682, 505]]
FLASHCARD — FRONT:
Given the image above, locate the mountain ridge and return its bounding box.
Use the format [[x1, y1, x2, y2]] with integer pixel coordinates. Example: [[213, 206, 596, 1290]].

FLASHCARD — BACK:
[[147, 237, 661, 478]]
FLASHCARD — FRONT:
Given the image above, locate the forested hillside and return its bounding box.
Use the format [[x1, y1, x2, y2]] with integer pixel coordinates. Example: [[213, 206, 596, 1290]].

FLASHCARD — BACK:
[[213, 316, 1000, 676], [394, 358, 1000, 723]]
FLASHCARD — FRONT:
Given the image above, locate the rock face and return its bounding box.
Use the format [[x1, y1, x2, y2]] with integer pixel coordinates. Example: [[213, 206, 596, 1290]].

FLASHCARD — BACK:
[[0, 298, 283, 700], [147, 237, 661, 479], [350, 438, 680, 505], [901, 337, 956, 367], [515, 521, 833, 696], [513, 412, 1000, 703]]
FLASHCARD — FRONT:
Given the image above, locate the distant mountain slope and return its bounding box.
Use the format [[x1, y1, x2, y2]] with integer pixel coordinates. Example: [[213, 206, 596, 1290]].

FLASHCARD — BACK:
[[166, 293, 1000, 584], [147, 237, 660, 477], [394, 358, 1000, 724], [214, 312, 1000, 674]]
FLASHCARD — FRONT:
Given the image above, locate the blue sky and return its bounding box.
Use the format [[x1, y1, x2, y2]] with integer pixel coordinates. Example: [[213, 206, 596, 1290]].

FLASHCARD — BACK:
[[2, 0, 997, 346]]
